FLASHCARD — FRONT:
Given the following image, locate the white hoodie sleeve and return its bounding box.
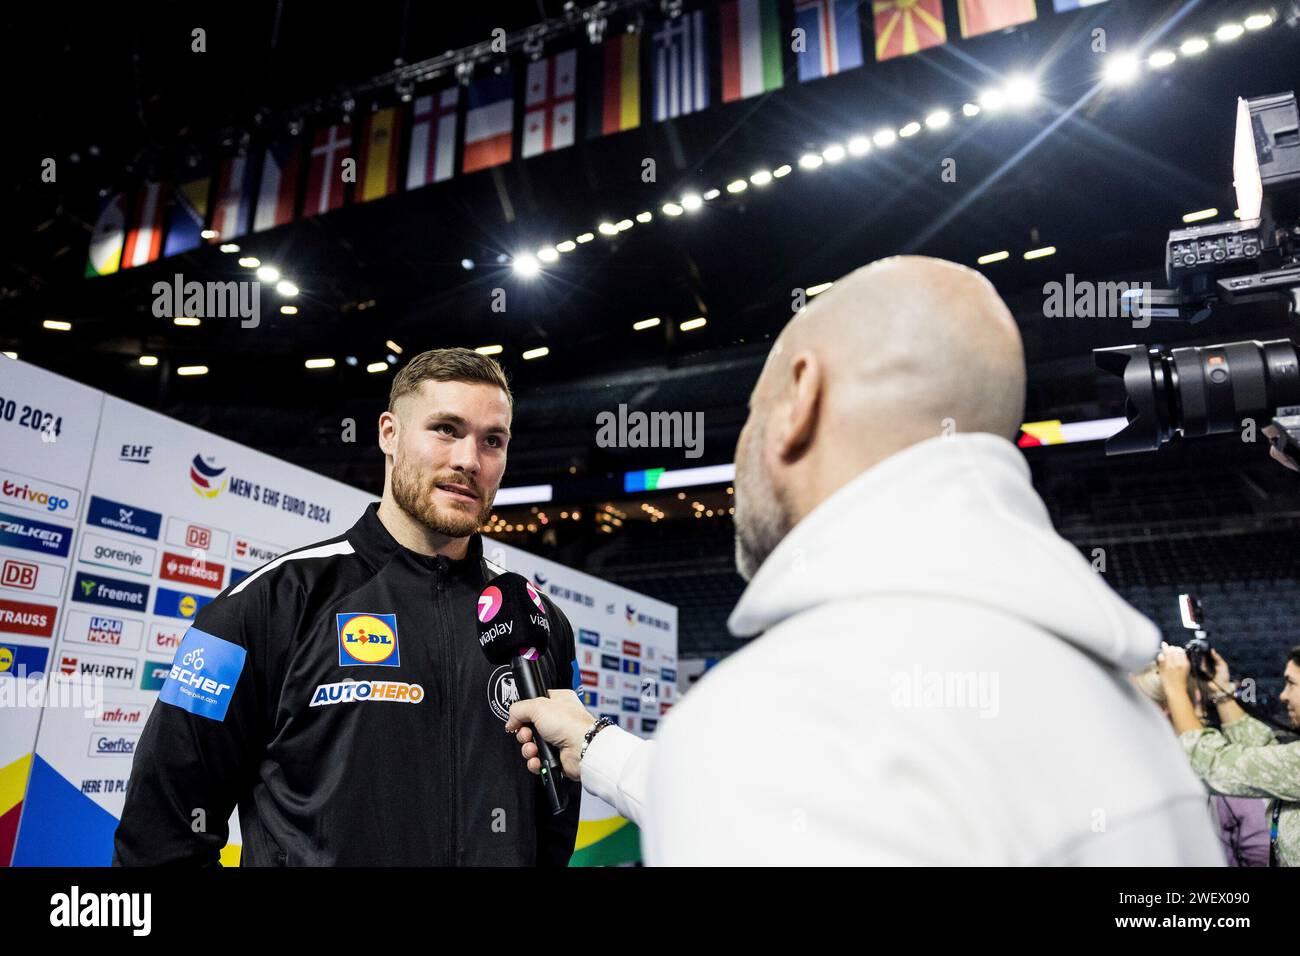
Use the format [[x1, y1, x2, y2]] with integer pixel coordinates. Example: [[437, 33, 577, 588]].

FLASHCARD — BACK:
[[579, 725, 654, 826]]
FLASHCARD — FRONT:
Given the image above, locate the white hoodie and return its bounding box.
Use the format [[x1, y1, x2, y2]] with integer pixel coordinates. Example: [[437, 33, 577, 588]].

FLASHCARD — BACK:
[[584, 433, 1225, 865]]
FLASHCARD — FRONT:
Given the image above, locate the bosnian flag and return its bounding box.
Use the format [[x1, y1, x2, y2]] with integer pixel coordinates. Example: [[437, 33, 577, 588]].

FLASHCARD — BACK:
[[407, 88, 459, 188], [121, 182, 167, 269], [304, 123, 353, 215], [253, 140, 301, 231], [208, 153, 253, 243], [522, 50, 577, 158], [84, 192, 126, 278], [463, 73, 514, 173], [163, 174, 210, 257], [794, 0, 864, 81]]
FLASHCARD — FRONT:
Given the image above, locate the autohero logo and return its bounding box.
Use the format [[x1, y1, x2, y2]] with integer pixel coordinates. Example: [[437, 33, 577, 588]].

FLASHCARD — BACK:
[[50, 885, 151, 936], [310, 678, 425, 707]]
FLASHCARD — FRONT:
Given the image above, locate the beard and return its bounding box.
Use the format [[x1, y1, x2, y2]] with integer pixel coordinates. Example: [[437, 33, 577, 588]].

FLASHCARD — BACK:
[[390, 455, 495, 539], [733, 419, 794, 581]]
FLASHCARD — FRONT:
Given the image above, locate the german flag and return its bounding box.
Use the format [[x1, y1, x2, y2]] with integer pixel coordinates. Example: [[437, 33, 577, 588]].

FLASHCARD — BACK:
[[584, 32, 640, 139]]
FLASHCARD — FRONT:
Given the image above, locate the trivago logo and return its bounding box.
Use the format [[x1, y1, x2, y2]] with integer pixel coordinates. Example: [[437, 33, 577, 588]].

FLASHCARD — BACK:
[[336, 612, 400, 667], [0, 468, 78, 517], [189, 454, 228, 499]]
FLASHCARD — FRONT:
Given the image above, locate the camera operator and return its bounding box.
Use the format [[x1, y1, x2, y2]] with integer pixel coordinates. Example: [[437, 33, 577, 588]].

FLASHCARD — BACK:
[[1156, 642, 1300, 866]]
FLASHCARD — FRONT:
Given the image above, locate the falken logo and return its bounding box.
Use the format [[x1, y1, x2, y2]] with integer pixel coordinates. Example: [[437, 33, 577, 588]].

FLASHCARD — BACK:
[[189, 454, 228, 499]]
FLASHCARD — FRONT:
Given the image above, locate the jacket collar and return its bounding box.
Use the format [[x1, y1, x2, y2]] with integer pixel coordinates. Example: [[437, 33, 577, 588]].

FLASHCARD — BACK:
[[347, 500, 485, 578]]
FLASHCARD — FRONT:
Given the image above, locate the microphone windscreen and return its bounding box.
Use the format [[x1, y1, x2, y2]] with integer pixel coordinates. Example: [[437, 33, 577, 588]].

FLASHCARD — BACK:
[[477, 571, 552, 665]]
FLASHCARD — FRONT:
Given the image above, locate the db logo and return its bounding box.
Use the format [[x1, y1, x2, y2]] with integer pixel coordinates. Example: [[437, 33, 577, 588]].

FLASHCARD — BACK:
[[477, 586, 502, 623], [186, 525, 211, 549], [2, 560, 38, 590], [181, 647, 205, 671]]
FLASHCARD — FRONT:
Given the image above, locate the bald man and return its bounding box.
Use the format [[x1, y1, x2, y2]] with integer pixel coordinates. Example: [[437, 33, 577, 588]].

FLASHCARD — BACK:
[[508, 256, 1224, 865]]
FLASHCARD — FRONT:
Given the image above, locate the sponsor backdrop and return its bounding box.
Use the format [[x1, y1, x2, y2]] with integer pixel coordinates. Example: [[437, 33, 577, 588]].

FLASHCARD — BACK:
[[0, 359, 675, 866]]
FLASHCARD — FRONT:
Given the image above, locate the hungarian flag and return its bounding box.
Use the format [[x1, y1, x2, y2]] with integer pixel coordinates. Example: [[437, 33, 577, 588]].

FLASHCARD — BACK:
[[652, 9, 710, 121], [958, 0, 1037, 39], [463, 73, 514, 173], [720, 0, 783, 103], [208, 153, 253, 242], [794, 0, 864, 81], [522, 50, 577, 158], [407, 88, 459, 188], [253, 140, 301, 231], [356, 107, 403, 203], [163, 173, 210, 257], [584, 33, 640, 138], [84, 192, 126, 278], [303, 123, 353, 215], [121, 182, 167, 269], [874, 0, 947, 61]]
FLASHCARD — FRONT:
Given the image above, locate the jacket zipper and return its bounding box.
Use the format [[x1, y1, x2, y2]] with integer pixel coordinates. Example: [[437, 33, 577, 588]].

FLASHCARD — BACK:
[[435, 561, 457, 866]]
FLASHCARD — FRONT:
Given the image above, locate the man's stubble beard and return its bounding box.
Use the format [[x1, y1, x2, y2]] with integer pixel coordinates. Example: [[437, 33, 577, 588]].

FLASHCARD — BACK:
[[733, 418, 794, 581], [390, 453, 495, 539]]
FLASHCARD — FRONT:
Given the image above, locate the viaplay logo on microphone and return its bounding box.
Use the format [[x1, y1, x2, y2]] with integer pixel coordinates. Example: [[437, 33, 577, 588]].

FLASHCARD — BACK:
[[478, 586, 502, 623], [525, 581, 545, 614]]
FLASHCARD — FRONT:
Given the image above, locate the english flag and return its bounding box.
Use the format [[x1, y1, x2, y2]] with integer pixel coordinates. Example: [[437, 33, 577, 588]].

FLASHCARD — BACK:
[[407, 88, 459, 189]]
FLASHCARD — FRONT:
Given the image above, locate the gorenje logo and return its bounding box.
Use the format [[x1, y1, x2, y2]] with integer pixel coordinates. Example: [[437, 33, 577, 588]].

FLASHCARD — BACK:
[[50, 885, 151, 936]]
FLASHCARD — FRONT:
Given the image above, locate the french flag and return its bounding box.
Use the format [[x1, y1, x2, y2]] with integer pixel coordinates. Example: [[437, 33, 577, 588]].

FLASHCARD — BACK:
[[463, 73, 514, 174], [794, 0, 864, 82], [121, 182, 167, 269], [209, 154, 253, 243], [254, 140, 301, 232]]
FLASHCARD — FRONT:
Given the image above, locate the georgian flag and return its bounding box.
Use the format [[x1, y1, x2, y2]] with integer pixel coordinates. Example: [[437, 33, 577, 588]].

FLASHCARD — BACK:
[[521, 50, 576, 158]]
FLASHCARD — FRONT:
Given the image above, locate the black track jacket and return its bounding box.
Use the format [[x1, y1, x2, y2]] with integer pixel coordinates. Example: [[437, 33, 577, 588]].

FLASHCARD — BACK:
[[112, 501, 580, 866]]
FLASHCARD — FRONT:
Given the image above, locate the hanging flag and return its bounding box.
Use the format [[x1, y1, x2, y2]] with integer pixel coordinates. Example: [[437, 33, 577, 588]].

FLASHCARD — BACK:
[[794, 0, 864, 81], [463, 73, 514, 173], [652, 10, 710, 121], [121, 182, 167, 269], [84, 192, 126, 278], [356, 107, 403, 203], [304, 123, 353, 215], [874, 0, 948, 61], [163, 173, 210, 257], [958, 0, 1038, 39], [253, 140, 301, 231], [209, 153, 254, 242], [584, 33, 640, 138], [407, 88, 459, 188], [522, 50, 577, 158], [720, 0, 784, 103], [1052, 0, 1107, 9]]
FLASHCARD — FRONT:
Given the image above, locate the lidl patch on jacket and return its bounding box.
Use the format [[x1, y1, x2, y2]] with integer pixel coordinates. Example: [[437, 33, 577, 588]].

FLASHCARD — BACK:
[[337, 612, 400, 667]]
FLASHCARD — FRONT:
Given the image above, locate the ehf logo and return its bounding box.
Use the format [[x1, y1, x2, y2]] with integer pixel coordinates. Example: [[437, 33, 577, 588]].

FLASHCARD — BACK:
[[477, 586, 502, 623], [336, 612, 400, 667], [189, 454, 228, 499], [533, 573, 547, 587]]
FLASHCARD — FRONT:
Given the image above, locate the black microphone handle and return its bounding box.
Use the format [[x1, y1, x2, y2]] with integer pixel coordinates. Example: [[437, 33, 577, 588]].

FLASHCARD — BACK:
[[511, 654, 568, 816]]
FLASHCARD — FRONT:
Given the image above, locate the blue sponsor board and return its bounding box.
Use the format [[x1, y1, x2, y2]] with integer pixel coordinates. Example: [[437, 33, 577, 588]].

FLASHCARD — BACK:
[[228, 567, 250, 588], [661, 667, 677, 682], [159, 627, 245, 721], [599, 712, 619, 724], [641, 718, 658, 733], [621, 697, 641, 713], [86, 495, 162, 540], [140, 660, 172, 691], [0, 510, 72, 558], [577, 628, 600, 646], [600, 654, 620, 670], [71, 572, 149, 612], [579, 690, 597, 707], [153, 586, 213, 620], [0, 643, 50, 676], [621, 658, 641, 675]]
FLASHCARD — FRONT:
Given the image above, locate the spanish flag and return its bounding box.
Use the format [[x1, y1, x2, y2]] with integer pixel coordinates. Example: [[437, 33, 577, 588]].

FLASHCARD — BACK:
[[356, 106, 403, 203], [873, 0, 947, 61]]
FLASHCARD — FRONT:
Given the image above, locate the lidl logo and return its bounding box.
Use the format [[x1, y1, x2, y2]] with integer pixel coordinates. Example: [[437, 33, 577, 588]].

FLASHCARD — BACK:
[[337, 612, 400, 667], [189, 454, 228, 499], [152, 586, 212, 620]]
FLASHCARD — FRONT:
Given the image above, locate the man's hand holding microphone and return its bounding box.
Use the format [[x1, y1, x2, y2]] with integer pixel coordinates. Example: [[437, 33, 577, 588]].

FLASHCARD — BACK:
[[505, 690, 601, 782]]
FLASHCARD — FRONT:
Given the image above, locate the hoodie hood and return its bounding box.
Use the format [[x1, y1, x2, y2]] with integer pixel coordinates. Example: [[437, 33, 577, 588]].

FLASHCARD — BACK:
[[727, 433, 1159, 673]]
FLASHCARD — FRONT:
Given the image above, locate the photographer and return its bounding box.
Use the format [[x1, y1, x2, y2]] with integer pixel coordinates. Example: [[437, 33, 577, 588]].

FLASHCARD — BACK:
[[1156, 643, 1300, 866]]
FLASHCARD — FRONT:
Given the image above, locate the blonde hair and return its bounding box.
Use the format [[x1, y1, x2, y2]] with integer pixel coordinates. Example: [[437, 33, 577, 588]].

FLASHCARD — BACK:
[[388, 348, 512, 412], [1131, 663, 1167, 707]]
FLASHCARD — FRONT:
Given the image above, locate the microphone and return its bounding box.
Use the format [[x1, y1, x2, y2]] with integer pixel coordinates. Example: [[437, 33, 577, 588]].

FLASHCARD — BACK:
[[477, 571, 568, 815]]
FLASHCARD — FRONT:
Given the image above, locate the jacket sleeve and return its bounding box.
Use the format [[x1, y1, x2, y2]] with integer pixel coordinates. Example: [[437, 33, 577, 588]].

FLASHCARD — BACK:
[[1180, 726, 1300, 802], [534, 600, 581, 866], [581, 725, 654, 827], [1221, 713, 1279, 749], [112, 576, 280, 866]]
